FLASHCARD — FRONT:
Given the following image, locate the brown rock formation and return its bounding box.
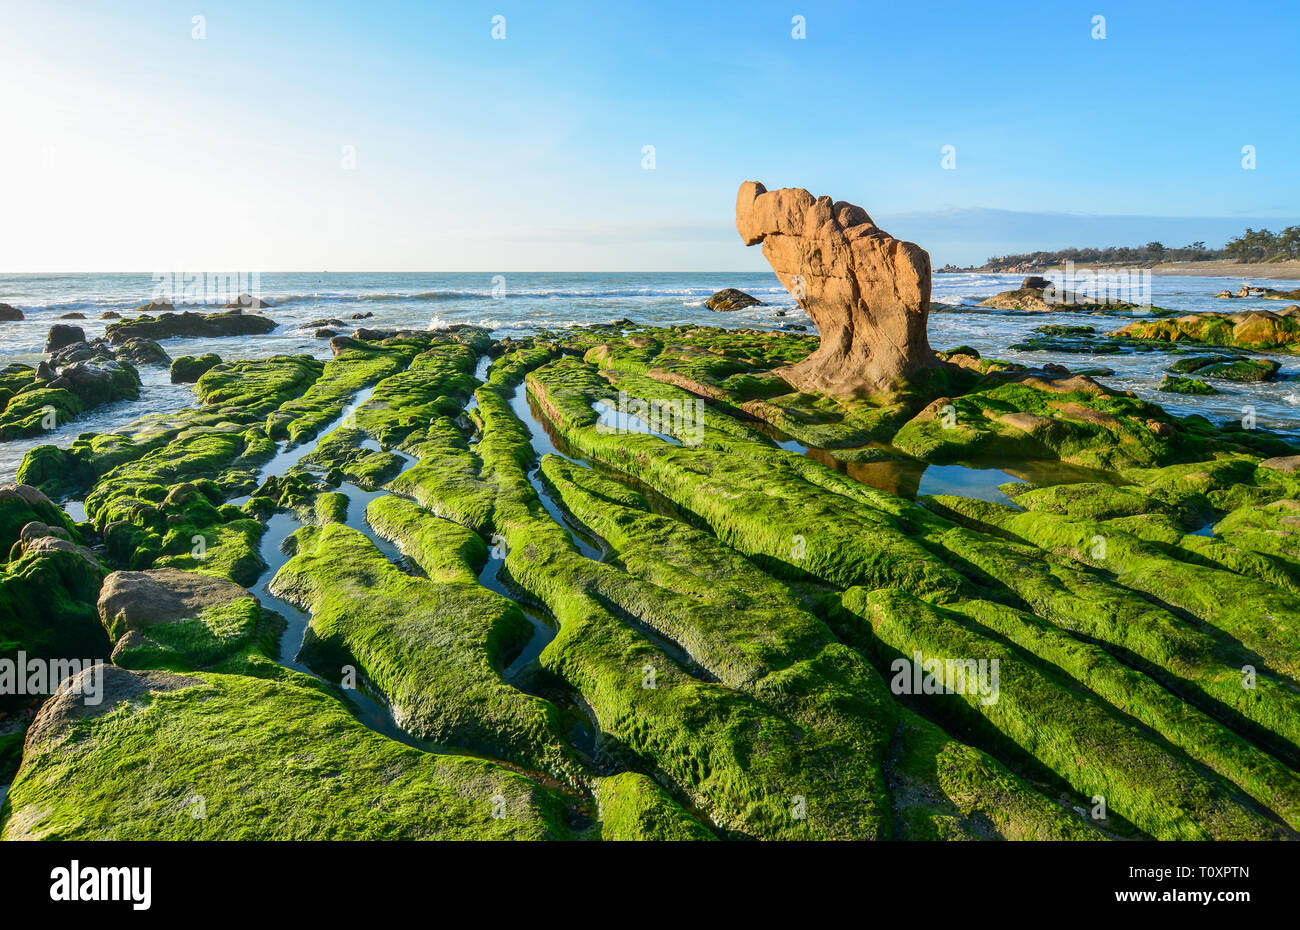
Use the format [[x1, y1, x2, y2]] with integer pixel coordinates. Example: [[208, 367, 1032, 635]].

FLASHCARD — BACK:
[[735, 181, 935, 398], [977, 276, 1135, 312]]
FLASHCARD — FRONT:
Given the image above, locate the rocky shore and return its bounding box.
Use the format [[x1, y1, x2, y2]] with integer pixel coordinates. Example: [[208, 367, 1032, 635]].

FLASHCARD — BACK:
[[0, 298, 1295, 839], [2, 194, 1299, 840]]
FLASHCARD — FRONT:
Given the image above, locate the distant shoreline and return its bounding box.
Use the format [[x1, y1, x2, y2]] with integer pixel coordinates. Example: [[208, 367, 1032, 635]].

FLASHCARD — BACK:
[[940, 260, 1300, 281], [1145, 260, 1300, 280]]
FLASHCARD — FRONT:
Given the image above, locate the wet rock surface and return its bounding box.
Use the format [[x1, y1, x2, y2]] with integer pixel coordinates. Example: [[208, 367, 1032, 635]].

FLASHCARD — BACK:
[[704, 288, 763, 311], [106, 308, 277, 343], [169, 353, 222, 384], [2, 321, 1299, 840], [0, 338, 142, 441]]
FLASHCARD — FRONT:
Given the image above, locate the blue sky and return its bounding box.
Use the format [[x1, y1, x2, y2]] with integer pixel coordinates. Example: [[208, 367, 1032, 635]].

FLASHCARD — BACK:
[[0, 0, 1295, 271]]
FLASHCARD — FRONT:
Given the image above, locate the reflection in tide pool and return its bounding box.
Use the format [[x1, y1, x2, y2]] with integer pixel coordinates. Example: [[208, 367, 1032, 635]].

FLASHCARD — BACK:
[[916, 464, 1022, 506], [592, 399, 684, 445], [802, 444, 1123, 504]]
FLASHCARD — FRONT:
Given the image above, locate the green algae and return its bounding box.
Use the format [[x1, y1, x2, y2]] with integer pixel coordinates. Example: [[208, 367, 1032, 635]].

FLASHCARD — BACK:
[[594, 772, 716, 840], [196, 355, 325, 416], [169, 353, 222, 384], [466, 348, 1106, 840], [476, 372, 893, 838], [928, 496, 1300, 684], [524, 357, 965, 599], [1113, 312, 1300, 353], [301, 425, 406, 488], [1216, 499, 1300, 580], [0, 486, 78, 557], [1160, 375, 1218, 395], [1168, 355, 1281, 382], [839, 587, 1286, 840], [886, 707, 1099, 840], [19, 354, 325, 499], [269, 518, 582, 784], [922, 495, 1300, 757], [263, 341, 426, 444], [0, 671, 573, 840], [110, 594, 285, 679], [0, 362, 140, 441], [6, 322, 1298, 844], [947, 597, 1300, 831], [350, 339, 479, 447], [0, 533, 112, 779]]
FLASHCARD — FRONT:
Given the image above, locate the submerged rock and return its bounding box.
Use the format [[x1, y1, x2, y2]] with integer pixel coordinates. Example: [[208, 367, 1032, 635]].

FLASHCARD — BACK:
[[1159, 375, 1218, 395], [736, 181, 935, 398], [223, 293, 272, 309]]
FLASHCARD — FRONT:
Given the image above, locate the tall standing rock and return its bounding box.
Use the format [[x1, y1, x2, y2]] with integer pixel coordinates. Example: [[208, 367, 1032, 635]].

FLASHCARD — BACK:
[[736, 181, 936, 398]]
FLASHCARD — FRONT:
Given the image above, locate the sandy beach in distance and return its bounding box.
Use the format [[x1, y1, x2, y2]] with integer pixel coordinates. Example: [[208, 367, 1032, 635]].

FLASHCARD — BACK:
[[1146, 260, 1299, 280], [954, 260, 1300, 281]]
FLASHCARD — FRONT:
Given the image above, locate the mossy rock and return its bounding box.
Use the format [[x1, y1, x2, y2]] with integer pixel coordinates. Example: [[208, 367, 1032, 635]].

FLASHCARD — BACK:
[[170, 353, 223, 384], [1, 669, 576, 839], [1159, 375, 1218, 395]]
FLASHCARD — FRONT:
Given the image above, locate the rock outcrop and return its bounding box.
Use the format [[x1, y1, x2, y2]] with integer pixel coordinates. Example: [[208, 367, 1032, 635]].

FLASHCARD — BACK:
[[170, 353, 222, 384], [704, 288, 762, 312], [0, 303, 23, 321], [45, 323, 85, 352], [0, 484, 77, 554], [1111, 309, 1300, 352], [105, 308, 276, 343], [1217, 284, 1300, 300], [735, 181, 935, 397], [0, 338, 142, 440], [978, 275, 1142, 312], [113, 337, 171, 366], [97, 567, 249, 641]]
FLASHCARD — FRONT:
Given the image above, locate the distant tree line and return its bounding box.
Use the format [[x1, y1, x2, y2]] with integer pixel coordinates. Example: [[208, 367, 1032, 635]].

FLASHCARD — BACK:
[[967, 226, 1300, 271], [1223, 227, 1300, 262]]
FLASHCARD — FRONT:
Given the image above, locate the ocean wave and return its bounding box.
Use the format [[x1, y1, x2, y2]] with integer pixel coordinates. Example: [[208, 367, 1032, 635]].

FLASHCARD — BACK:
[[272, 291, 495, 305]]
